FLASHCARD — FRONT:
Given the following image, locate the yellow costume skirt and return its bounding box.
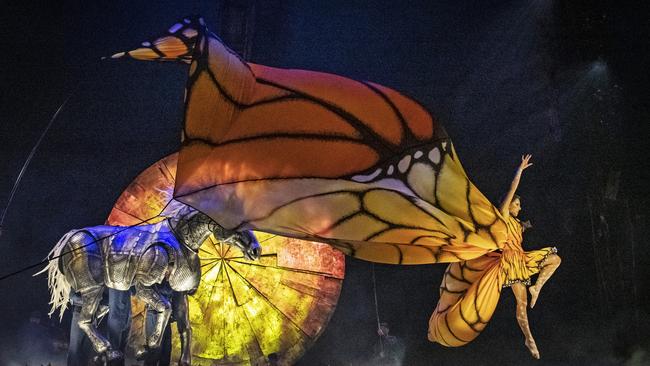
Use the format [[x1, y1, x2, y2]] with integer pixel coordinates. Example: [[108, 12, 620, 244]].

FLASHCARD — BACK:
[[428, 247, 557, 347]]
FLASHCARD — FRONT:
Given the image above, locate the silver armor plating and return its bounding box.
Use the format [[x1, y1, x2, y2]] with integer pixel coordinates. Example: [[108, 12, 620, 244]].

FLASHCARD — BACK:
[[40, 206, 261, 364]]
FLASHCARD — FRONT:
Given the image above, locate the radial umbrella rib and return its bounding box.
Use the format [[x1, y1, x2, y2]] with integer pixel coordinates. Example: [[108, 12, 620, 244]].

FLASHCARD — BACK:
[[225, 262, 312, 338], [227, 258, 279, 269], [239, 294, 266, 361], [200, 259, 220, 269], [221, 252, 277, 260], [111, 207, 147, 223], [159, 160, 176, 183], [202, 266, 222, 313], [199, 247, 216, 256], [229, 259, 338, 278], [222, 262, 238, 300], [223, 244, 233, 257]]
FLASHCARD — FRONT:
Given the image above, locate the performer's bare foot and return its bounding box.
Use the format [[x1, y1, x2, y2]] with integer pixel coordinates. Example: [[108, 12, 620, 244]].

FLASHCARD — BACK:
[[525, 338, 540, 359], [529, 285, 540, 309]]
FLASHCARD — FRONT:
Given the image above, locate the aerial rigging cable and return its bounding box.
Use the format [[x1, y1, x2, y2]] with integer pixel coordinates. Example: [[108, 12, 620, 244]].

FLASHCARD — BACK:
[[0, 60, 170, 282], [0, 88, 77, 238], [0, 203, 170, 282], [372, 263, 384, 356], [0, 56, 114, 238]]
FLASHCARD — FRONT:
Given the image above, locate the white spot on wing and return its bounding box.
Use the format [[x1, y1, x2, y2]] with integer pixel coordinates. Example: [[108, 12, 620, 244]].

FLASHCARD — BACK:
[[169, 23, 183, 33], [414, 151, 423, 159], [387, 165, 394, 175], [442, 141, 448, 150], [142, 41, 151, 47], [183, 28, 198, 38], [352, 168, 382, 183], [428, 148, 441, 164], [111, 52, 125, 59], [398, 155, 412, 173], [184, 18, 191, 24]]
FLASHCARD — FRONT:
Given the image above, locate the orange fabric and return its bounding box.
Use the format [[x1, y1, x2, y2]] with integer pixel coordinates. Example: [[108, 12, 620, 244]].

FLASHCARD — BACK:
[[178, 33, 444, 189], [169, 28, 508, 265], [112, 19, 511, 265], [112, 16, 559, 350], [176, 139, 380, 188], [365, 82, 435, 140]]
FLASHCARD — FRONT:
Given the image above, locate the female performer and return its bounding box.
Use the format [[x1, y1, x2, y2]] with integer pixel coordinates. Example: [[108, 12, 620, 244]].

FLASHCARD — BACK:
[[428, 155, 562, 359], [499, 154, 562, 358]]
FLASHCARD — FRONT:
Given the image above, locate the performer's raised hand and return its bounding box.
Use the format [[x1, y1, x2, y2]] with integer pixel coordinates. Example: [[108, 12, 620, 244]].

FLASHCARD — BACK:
[[519, 154, 533, 172]]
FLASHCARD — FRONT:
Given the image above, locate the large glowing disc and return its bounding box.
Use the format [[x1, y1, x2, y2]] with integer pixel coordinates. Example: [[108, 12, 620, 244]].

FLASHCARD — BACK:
[[107, 153, 345, 365]]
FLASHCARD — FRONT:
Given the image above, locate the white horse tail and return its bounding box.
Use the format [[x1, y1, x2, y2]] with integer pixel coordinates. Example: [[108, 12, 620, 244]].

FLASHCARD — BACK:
[[34, 230, 77, 320]]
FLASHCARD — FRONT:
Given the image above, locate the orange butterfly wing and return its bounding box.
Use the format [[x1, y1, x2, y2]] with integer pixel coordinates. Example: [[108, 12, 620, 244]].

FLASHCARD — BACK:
[[111, 18, 507, 265]]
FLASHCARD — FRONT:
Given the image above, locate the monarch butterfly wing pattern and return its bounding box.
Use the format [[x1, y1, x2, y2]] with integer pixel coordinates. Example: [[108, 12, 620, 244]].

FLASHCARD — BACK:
[[108, 16, 203, 63], [115, 18, 508, 264], [428, 254, 503, 346], [178, 175, 502, 265]]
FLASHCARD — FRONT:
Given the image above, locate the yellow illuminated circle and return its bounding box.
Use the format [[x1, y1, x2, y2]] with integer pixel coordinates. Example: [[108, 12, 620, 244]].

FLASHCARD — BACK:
[[107, 153, 345, 365]]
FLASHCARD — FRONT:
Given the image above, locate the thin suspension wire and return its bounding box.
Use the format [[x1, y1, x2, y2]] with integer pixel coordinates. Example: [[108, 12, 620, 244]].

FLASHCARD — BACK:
[[0, 57, 107, 238], [372, 263, 384, 355], [0, 55, 272, 283], [258, 234, 278, 244], [0, 200, 171, 283], [0, 88, 79, 236]]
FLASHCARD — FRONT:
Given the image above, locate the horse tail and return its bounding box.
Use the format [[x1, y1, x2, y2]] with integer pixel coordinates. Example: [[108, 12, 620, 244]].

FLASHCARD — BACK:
[[34, 230, 77, 320]]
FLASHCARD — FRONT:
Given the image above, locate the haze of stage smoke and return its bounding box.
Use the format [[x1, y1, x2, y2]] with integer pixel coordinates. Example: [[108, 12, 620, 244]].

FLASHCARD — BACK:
[[0, 316, 66, 365]]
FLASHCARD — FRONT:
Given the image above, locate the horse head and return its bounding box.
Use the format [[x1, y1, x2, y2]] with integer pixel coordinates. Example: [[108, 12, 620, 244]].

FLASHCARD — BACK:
[[171, 206, 261, 260], [221, 230, 261, 261]]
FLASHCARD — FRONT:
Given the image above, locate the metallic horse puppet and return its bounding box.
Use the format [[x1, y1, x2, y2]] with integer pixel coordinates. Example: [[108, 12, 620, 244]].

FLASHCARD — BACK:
[[39, 206, 260, 363]]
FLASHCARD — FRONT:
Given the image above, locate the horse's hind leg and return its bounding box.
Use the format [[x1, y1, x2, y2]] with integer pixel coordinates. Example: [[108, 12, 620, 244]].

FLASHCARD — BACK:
[[61, 231, 111, 354], [173, 291, 192, 366], [77, 285, 111, 354], [135, 282, 171, 350]]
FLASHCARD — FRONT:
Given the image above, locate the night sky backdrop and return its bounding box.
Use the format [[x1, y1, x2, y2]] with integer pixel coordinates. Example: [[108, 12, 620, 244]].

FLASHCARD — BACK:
[[1, 1, 649, 365]]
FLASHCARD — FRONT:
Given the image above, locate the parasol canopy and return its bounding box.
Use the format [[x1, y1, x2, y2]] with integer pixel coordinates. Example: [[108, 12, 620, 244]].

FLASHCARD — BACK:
[[106, 153, 345, 365]]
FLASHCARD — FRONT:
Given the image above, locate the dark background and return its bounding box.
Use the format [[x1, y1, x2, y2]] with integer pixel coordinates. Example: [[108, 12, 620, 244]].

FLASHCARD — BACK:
[[1, 0, 649, 365]]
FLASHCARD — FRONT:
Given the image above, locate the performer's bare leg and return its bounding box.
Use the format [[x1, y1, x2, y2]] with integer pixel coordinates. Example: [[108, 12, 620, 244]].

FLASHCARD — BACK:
[[529, 253, 561, 309], [512, 282, 539, 359]]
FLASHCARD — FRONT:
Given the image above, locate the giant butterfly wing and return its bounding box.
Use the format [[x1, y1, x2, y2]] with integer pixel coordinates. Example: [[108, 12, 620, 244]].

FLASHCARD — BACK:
[[111, 16, 508, 264]]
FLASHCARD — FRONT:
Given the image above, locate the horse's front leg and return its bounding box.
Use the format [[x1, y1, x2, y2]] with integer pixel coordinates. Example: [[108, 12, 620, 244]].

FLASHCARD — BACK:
[[135, 282, 172, 352], [173, 291, 192, 366], [77, 285, 111, 354]]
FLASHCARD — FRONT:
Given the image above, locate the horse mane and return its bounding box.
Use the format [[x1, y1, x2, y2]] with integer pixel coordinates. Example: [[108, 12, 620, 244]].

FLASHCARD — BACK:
[[34, 230, 77, 320]]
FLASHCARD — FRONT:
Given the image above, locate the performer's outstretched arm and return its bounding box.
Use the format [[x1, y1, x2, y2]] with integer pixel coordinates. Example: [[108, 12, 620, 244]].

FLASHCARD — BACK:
[[500, 154, 533, 218]]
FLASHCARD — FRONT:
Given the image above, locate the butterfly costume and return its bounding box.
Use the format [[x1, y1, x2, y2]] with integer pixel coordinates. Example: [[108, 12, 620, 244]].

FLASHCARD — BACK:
[[110, 15, 558, 349]]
